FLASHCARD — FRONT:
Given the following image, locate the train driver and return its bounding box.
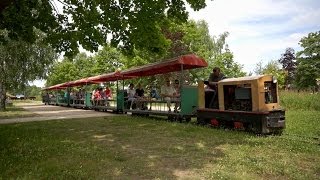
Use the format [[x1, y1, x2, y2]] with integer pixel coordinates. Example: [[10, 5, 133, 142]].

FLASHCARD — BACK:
[[205, 67, 226, 108]]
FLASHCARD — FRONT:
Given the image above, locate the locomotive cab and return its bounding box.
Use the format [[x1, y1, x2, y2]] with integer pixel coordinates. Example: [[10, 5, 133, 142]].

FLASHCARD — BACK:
[[217, 75, 281, 112], [198, 75, 285, 134]]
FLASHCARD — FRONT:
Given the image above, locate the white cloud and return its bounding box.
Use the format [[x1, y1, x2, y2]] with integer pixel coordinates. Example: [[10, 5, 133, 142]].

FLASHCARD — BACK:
[[188, 0, 320, 73], [29, 79, 46, 88]]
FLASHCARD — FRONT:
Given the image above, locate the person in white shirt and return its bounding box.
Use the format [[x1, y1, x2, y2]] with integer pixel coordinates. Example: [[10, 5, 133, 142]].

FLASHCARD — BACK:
[[127, 83, 136, 109], [160, 78, 176, 112]]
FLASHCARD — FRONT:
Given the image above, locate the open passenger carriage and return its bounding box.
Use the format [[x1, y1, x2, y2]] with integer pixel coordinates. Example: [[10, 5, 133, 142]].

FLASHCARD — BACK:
[[118, 54, 208, 121]]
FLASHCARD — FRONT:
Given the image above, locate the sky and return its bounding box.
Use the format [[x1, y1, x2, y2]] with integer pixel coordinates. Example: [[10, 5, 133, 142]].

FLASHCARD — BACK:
[[31, 0, 320, 87], [188, 0, 320, 72]]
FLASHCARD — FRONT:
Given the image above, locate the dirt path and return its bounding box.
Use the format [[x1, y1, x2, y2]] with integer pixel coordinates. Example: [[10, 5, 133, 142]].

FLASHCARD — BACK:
[[0, 102, 119, 124]]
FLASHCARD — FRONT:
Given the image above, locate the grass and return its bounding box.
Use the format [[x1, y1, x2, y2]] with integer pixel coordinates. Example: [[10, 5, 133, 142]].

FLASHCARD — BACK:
[[12, 99, 42, 104], [0, 106, 37, 119], [0, 112, 319, 179], [0, 91, 319, 179], [279, 91, 320, 111]]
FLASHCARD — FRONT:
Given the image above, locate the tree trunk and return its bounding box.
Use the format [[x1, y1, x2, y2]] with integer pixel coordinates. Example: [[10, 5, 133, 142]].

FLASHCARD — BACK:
[[0, 81, 6, 111]]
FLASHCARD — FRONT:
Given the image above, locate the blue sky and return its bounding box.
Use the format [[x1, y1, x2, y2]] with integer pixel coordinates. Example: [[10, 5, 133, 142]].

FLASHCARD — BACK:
[[188, 0, 320, 73], [31, 0, 320, 87]]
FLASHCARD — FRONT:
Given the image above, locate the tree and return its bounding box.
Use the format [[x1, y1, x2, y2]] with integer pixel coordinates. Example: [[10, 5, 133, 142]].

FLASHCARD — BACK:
[[46, 59, 79, 86], [73, 53, 95, 78], [278, 47, 297, 88], [212, 50, 246, 78], [254, 60, 264, 75], [295, 31, 320, 91], [92, 45, 124, 74], [0, 0, 207, 57], [46, 45, 125, 86], [121, 20, 245, 83], [0, 31, 56, 110], [254, 60, 285, 88]]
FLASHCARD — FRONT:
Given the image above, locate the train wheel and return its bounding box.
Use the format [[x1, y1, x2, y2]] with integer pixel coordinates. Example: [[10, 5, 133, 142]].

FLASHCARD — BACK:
[[272, 129, 283, 136], [185, 117, 191, 123], [168, 115, 174, 122], [196, 118, 206, 125]]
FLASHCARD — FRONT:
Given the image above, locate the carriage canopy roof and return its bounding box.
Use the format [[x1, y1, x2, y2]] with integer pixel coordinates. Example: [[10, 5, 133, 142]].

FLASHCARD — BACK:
[[120, 54, 208, 77], [87, 71, 123, 83], [43, 54, 208, 90]]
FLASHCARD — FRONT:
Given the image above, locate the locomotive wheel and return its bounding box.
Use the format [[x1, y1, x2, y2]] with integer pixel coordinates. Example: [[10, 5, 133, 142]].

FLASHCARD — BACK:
[[168, 115, 174, 122], [196, 118, 207, 125], [272, 129, 283, 136], [185, 117, 191, 123]]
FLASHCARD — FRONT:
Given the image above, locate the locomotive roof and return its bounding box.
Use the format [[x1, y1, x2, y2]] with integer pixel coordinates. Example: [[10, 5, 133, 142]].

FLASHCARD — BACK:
[[219, 75, 272, 83]]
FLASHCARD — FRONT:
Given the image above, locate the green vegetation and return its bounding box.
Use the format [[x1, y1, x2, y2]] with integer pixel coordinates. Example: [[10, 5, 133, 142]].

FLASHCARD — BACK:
[[0, 106, 37, 119], [0, 110, 319, 179], [280, 91, 320, 111], [295, 31, 320, 90]]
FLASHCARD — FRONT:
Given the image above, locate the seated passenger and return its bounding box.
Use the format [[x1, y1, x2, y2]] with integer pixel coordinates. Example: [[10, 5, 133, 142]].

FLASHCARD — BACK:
[[70, 90, 75, 104], [100, 88, 107, 106], [135, 83, 147, 110], [127, 83, 136, 109], [105, 86, 112, 99], [173, 79, 181, 112], [150, 85, 160, 99], [160, 78, 176, 112], [94, 87, 102, 106], [91, 88, 96, 105]]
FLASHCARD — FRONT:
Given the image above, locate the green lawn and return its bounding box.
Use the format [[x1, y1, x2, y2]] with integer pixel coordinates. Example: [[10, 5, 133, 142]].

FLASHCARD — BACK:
[[0, 110, 319, 179], [0, 106, 37, 119]]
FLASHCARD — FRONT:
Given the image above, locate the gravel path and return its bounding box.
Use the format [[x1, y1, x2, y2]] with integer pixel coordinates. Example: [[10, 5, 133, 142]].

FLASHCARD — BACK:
[[0, 102, 119, 124]]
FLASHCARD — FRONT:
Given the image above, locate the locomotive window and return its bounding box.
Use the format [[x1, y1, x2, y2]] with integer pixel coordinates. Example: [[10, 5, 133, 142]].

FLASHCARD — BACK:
[[223, 85, 252, 111], [264, 81, 277, 104]]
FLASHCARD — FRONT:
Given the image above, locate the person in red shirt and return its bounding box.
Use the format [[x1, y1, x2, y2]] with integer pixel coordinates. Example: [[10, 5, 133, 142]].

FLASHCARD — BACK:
[[105, 86, 112, 99], [94, 87, 102, 106]]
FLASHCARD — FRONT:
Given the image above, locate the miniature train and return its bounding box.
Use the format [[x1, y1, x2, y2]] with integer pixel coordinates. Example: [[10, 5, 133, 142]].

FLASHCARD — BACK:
[[43, 54, 285, 134]]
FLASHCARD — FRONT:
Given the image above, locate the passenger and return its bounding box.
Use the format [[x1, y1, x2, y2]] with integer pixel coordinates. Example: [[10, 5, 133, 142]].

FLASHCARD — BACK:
[[105, 86, 112, 99], [135, 83, 146, 110], [100, 87, 107, 106], [91, 88, 96, 105], [150, 85, 160, 99], [70, 89, 75, 104], [94, 87, 102, 106], [160, 78, 176, 112], [79, 88, 85, 99], [135, 83, 145, 97], [173, 79, 181, 112], [127, 83, 136, 109], [103, 86, 112, 106], [205, 67, 226, 108]]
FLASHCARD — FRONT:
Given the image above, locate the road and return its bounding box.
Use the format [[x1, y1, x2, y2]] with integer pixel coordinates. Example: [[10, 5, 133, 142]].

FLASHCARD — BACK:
[[0, 102, 118, 124]]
